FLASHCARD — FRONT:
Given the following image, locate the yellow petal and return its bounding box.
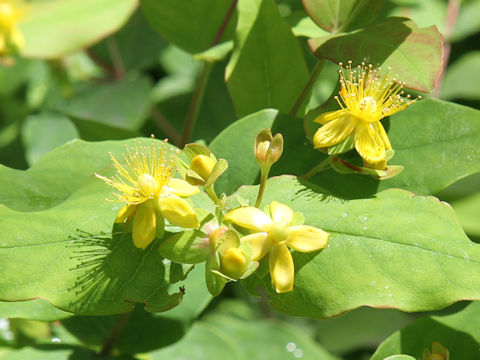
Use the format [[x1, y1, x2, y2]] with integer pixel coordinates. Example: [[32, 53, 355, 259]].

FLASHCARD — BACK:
[[242, 232, 271, 260], [287, 225, 329, 252], [157, 195, 199, 228], [132, 201, 156, 249], [224, 207, 272, 231], [166, 178, 200, 197], [313, 110, 346, 125], [313, 114, 356, 149], [373, 121, 392, 150], [269, 244, 294, 293], [354, 122, 386, 164], [270, 201, 293, 227], [115, 204, 136, 223]]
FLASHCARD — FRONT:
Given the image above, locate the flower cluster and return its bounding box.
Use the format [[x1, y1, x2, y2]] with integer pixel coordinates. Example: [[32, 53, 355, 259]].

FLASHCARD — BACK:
[[96, 134, 329, 295]]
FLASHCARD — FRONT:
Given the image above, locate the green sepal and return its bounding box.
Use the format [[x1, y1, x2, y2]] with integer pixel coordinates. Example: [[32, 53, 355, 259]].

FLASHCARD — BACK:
[[327, 135, 354, 155], [185, 169, 206, 186], [204, 158, 228, 187], [385, 149, 395, 161], [216, 229, 241, 256], [239, 260, 260, 280], [158, 229, 210, 264], [205, 253, 227, 296], [155, 213, 165, 239], [183, 143, 213, 162]]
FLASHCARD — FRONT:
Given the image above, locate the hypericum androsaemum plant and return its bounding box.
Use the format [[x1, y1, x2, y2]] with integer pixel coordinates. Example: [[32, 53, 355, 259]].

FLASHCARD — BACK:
[[2, 0, 480, 358]]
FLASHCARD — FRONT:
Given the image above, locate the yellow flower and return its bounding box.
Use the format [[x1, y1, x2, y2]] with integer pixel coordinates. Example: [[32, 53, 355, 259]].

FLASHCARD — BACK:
[[313, 61, 419, 169], [96, 137, 200, 249], [0, 1, 25, 55], [225, 201, 329, 293]]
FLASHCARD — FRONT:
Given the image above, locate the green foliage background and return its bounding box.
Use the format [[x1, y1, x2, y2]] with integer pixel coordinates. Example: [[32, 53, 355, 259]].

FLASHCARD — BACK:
[[0, 0, 479, 359]]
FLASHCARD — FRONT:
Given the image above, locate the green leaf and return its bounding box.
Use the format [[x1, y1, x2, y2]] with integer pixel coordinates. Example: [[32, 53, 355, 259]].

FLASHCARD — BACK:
[[21, 113, 78, 166], [150, 299, 340, 360], [62, 264, 211, 353], [194, 41, 234, 63], [19, 0, 138, 58], [315, 307, 412, 355], [451, 0, 480, 41], [140, 0, 235, 54], [236, 176, 480, 318], [309, 17, 443, 92], [0, 346, 94, 360], [90, 10, 168, 72], [226, 0, 310, 117], [450, 193, 480, 237], [303, 0, 384, 33], [0, 138, 206, 314], [56, 77, 152, 131], [0, 299, 72, 321], [371, 301, 480, 359], [440, 51, 480, 100]]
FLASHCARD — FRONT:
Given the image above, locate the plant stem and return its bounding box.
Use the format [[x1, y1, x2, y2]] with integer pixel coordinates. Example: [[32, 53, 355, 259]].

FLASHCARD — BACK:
[[255, 167, 269, 208], [302, 156, 331, 180], [97, 311, 131, 357], [289, 60, 326, 117], [212, 0, 238, 46], [433, 0, 461, 97], [178, 0, 237, 147], [205, 185, 223, 207], [179, 61, 213, 147], [150, 107, 181, 146], [106, 38, 125, 79]]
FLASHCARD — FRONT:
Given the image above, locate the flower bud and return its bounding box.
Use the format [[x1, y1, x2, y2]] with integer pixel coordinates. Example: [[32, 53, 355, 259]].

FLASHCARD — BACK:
[[190, 154, 216, 182], [208, 226, 228, 252], [220, 247, 249, 280], [254, 129, 283, 168]]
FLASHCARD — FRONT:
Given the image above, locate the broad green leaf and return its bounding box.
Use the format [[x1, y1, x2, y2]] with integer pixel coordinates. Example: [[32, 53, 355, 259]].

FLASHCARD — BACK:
[[315, 307, 412, 355], [21, 113, 78, 166], [450, 193, 480, 237], [451, 0, 480, 41], [236, 176, 480, 318], [371, 301, 480, 359], [0, 346, 94, 360], [140, 0, 236, 54], [90, 11, 168, 72], [0, 59, 31, 96], [309, 17, 443, 92], [226, 0, 310, 117], [440, 51, 480, 100], [387, 0, 446, 34], [305, 98, 480, 197], [62, 264, 211, 353], [151, 299, 340, 360], [19, 0, 138, 58], [0, 138, 210, 314], [56, 76, 152, 130], [0, 299, 72, 321], [303, 0, 384, 33]]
